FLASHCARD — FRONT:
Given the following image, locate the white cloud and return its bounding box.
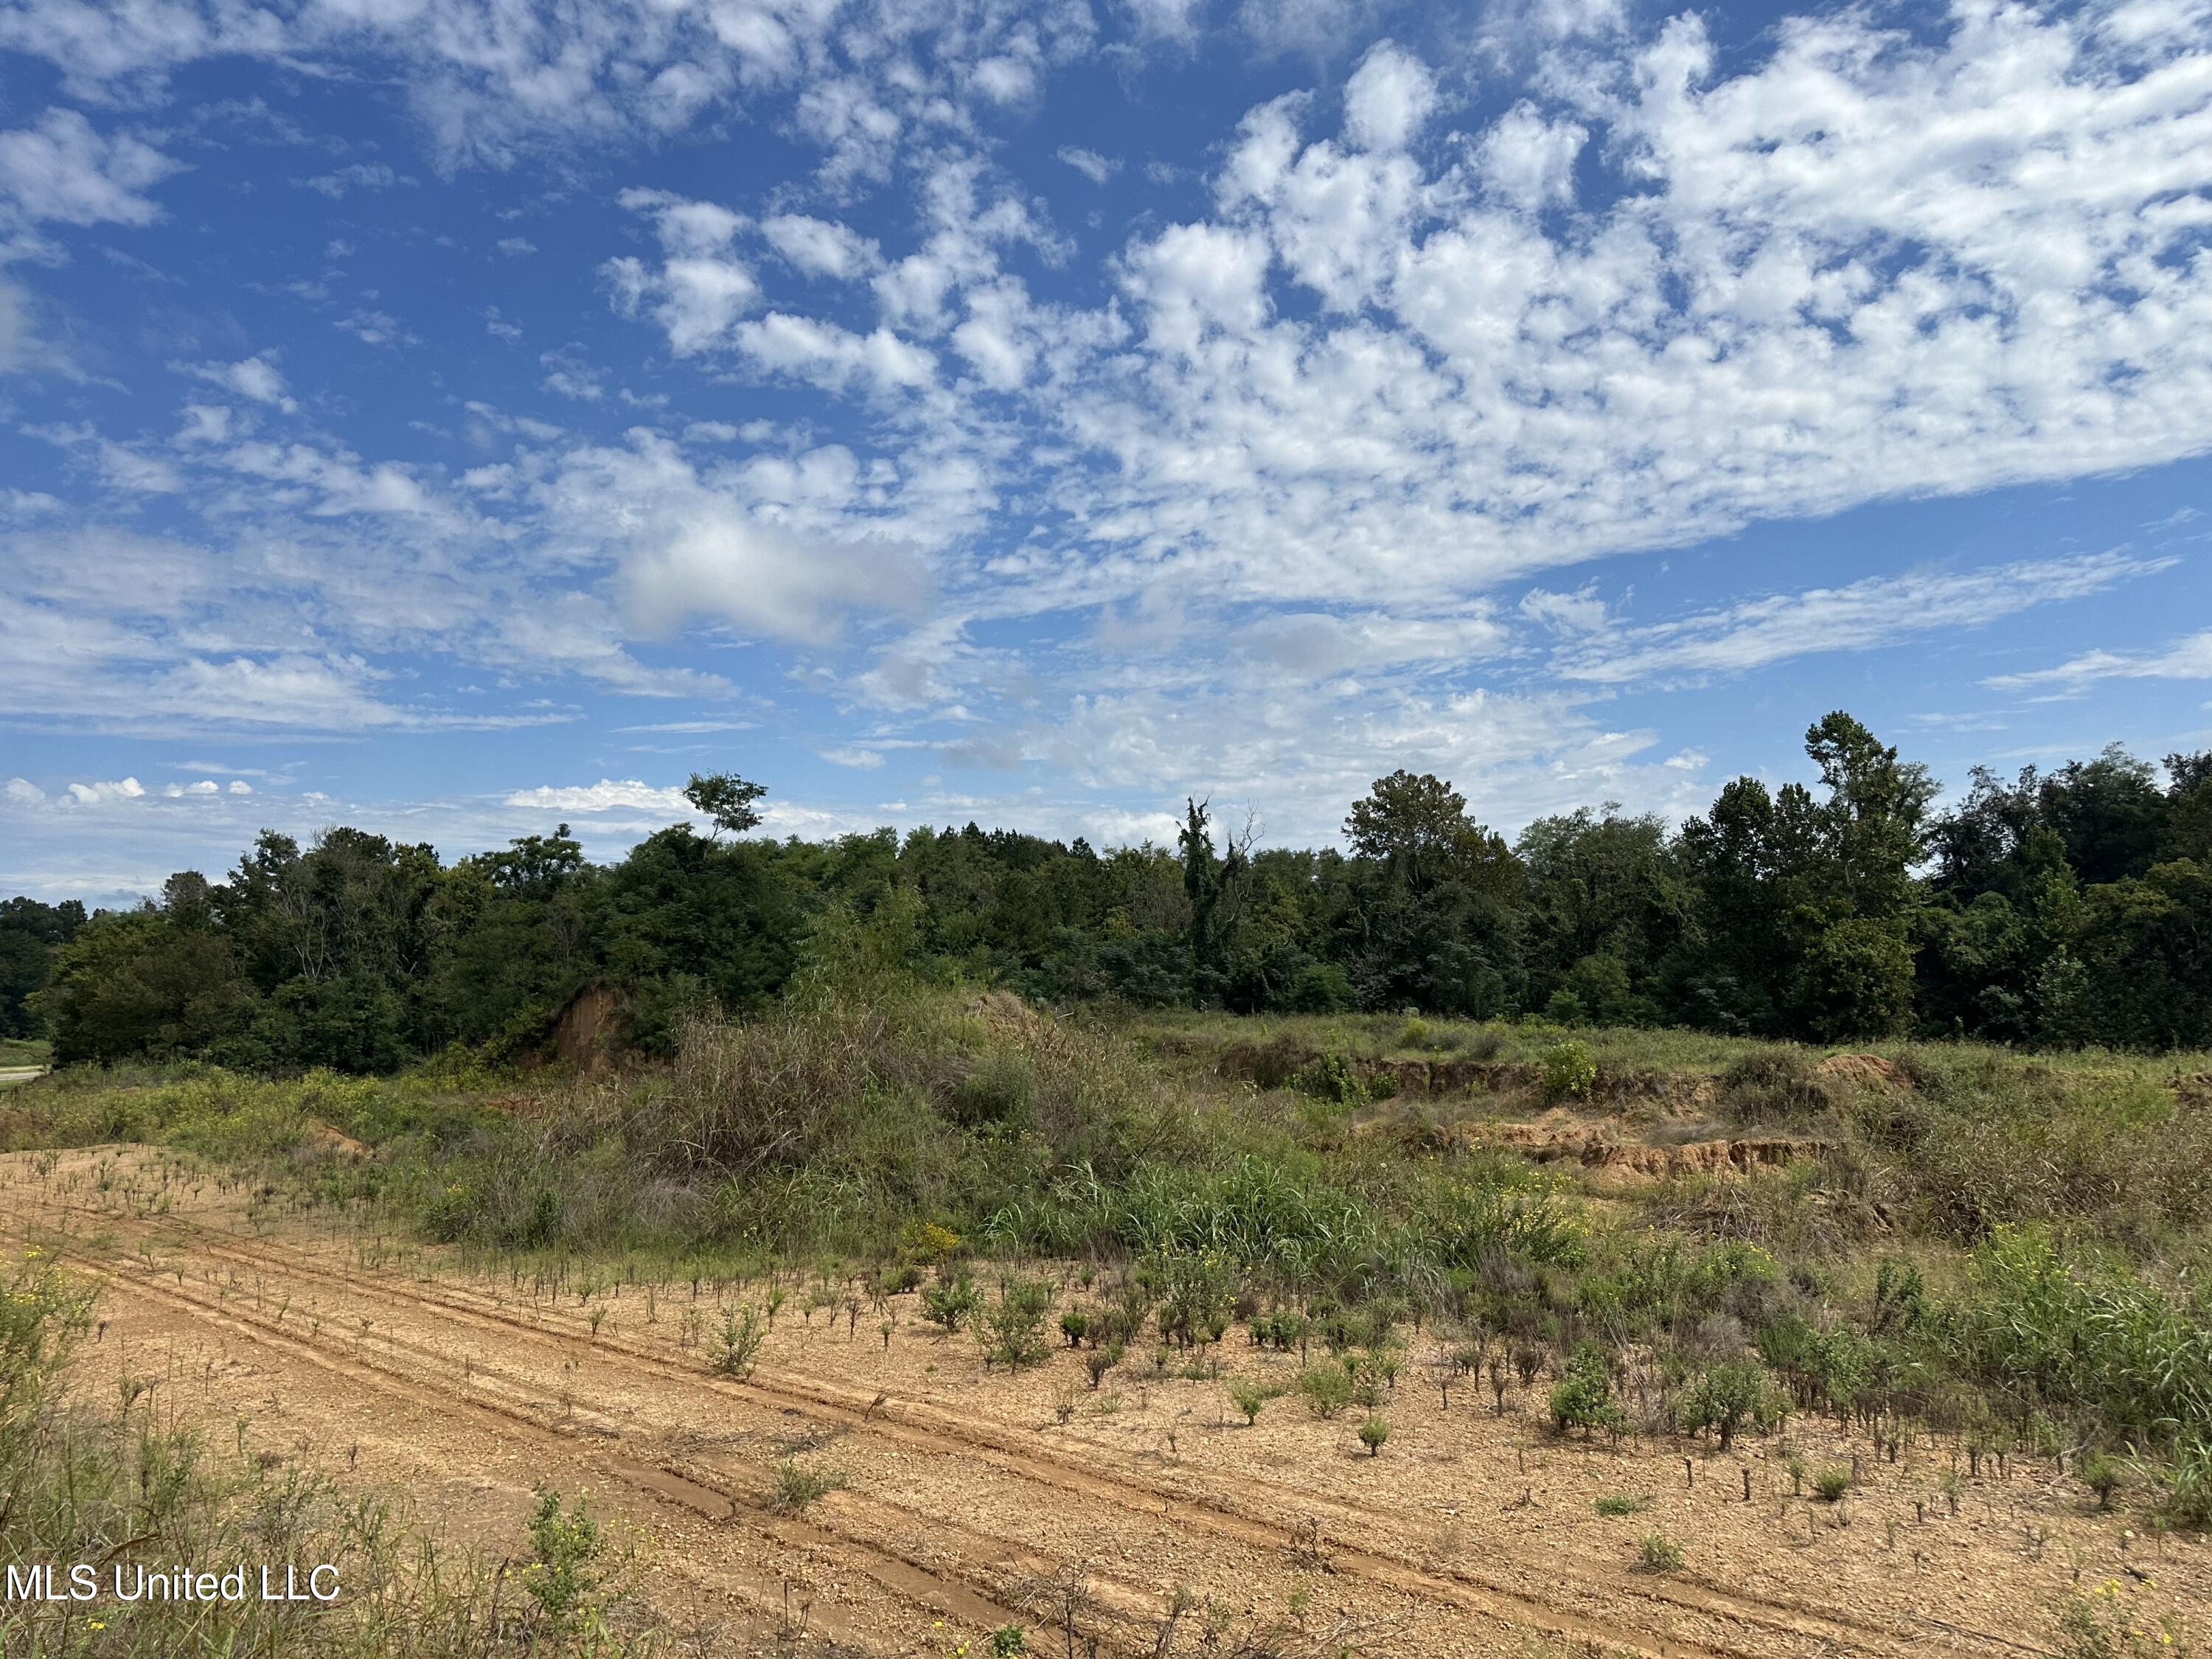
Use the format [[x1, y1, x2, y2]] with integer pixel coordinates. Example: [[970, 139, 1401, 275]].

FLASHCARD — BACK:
[[1555, 554, 2174, 684], [504, 779, 691, 813], [606, 191, 759, 355], [820, 745, 886, 768], [5, 778, 46, 805], [535, 432, 929, 645], [1340, 40, 1436, 153], [1476, 104, 1585, 211], [336, 309, 417, 348], [1985, 629, 2212, 695], [64, 776, 145, 805], [183, 355, 296, 412], [0, 109, 178, 231], [1057, 146, 1118, 184], [299, 161, 411, 198], [731, 313, 934, 394], [762, 214, 878, 281]]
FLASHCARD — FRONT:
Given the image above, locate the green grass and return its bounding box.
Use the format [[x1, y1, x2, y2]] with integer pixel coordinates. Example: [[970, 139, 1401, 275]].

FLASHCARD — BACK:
[[9, 984, 2212, 1512], [0, 1034, 51, 1074], [1121, 1006, 2212, 1088]]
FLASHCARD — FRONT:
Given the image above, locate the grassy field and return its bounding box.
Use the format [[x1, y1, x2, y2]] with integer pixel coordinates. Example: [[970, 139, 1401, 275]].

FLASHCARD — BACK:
[[0, 1034, 51, 1071], [4, 983, 2211, 1652]]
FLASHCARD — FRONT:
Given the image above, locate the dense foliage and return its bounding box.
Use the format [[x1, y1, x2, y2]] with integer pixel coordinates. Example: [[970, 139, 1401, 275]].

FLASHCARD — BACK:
[[10, 712, 2212, 1068]]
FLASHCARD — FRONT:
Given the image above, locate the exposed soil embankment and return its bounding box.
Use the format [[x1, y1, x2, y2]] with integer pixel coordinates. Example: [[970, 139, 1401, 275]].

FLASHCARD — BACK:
[[1470, 1113, 1832, 1183]]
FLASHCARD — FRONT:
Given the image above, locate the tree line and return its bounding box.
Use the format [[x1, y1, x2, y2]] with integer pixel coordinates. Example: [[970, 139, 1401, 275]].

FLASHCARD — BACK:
[[5, 711, 2208, 1070]]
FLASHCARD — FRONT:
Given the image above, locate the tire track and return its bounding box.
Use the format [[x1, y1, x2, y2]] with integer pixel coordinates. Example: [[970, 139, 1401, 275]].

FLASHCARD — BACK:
[[61, 1254, 1046, 1649], [37, 1194, 1943, 1659]]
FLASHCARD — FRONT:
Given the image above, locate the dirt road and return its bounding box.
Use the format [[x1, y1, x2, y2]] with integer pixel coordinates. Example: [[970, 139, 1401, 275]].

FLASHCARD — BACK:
[[6, 1146, 2202, 1657]]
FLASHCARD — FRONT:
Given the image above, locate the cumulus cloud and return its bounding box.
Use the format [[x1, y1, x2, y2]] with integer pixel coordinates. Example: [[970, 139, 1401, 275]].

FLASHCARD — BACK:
[[64, 776, 145, 805], [0, 109, 178, 232], [762, 214, 880, 280], [182, 355, 296, 412], [1340, 41, 1436, 152], [503, 779, 692, 813]]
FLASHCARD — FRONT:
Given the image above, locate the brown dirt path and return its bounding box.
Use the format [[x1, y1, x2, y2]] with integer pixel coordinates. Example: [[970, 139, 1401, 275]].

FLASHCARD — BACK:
[[8, 1147, 2205, 1658]]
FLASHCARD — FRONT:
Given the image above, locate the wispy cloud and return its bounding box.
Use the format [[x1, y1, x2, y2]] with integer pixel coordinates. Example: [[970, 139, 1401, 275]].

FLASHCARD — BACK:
[[1986, 630, 2212, 697], [1554, 556, 2175, 686]]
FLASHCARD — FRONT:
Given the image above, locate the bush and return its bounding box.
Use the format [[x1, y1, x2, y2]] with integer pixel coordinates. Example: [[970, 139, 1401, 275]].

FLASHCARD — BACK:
[[714, 1304, 766, 1379], [1357, 1415, 1391, 1456], [1595, 1494, 1649, 1517], [1549, 1343, 1625, 1436], [921, 1273, 981, 1332], [1541, 1039, 1596, 1101], [1289, 1051, 1374, 1107], [1637, 1531, 1685, 1573], [981, 1276, 1055, 1370], [1298, 1362, 1354, 1418], [1676, 1360, 1787, 1452], [1228, 1379, 1279, 1425], [1813, 1464, 1852, 1501], [770, 1458, 846, 1514], [2081, 1450, 2124, 1511]]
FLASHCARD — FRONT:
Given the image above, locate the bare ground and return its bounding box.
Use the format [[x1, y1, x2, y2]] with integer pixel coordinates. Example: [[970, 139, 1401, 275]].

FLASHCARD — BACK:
[[6, 1147, 2205, 1658]]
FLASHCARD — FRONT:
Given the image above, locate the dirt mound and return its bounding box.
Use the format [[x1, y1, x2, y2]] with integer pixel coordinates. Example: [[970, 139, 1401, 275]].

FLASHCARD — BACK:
[[1472, 1112, 1828, 1183], [302, 1119, 369, 1160], [1815, 1053, 1909, 1092]]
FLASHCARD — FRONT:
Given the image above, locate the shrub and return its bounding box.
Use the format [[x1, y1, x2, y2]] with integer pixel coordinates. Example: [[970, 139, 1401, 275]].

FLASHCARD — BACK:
[[1676, 1360, 1787, 1452], [770, 1458, 846, 1514], [1541, 1039, 1596, 1101], [1228, 1379, 1279, 1425], [1060, 1309, 1089, 1347], [1289, 1051, 1374, 1107], [1813, 1464, 1852, 1502], [921, 1273, 981, 1332], [714, 1304, 766, 1379], [991, 1627, 1030, 1658], [1357, 1415, 1391, 1456], [521, 1486, 611, 1636], [981, 1276, 1055, 1370], [1637, 1531, 1685, 1573], [1298, 1362, 1354, 1418], [1549, 1343, 1625, 1436], [2081, 1450, 2124, 1511], [952, 1051, 1035, 1128], [1595, 1494, 1649, 1517]]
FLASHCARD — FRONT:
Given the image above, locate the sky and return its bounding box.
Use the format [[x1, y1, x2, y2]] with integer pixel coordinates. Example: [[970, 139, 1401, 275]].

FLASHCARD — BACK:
[[2, 0, 2211, 905]]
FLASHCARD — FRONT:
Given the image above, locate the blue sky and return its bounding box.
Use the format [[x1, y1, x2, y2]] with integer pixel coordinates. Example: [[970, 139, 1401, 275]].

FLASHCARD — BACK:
[[2, 0, 2209, 903]]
